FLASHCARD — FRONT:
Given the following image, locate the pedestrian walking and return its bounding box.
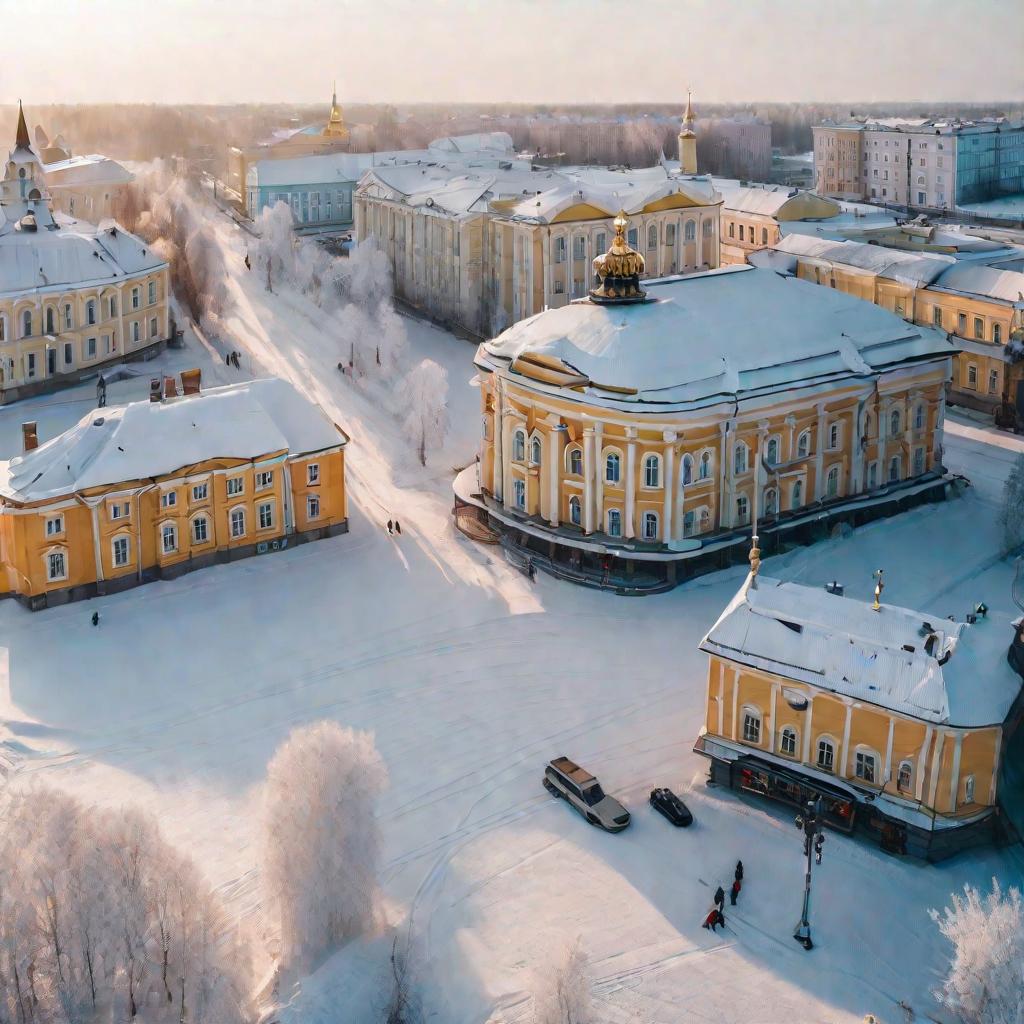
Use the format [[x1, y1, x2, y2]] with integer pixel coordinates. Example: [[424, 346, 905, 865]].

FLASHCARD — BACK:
[[387, 520, 393, 534], [702, 908, 719, 931], [91, 611, 100, 627], [735, 860, 744, 882], [526, 558, 536, 582], [716, 909, 725, 929], [714, 886, 725, 910], [730, 879, 741, 906], [394, 520, 402, 535]]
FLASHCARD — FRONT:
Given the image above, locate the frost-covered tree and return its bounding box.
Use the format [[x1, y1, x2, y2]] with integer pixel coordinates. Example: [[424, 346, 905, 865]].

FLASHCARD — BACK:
[[930, 879, 1024, 1024], [261, 722, 388, 972], [999, 454, 1024, 554], [253, 201, 296, 291], [397, 359, 449, 467], [534, 937, 592, 1024], [0, 786, 252, 1024]]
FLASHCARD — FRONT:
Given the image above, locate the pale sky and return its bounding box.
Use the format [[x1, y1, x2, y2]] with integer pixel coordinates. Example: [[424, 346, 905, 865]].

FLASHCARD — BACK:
[[1, 0, 1021, 106]]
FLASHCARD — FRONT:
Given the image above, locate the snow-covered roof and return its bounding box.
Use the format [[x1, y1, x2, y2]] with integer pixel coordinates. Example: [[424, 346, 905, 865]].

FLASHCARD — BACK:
[[931, 263, 1024, 307], [769, 235, 954, 285], [0, 378, 346, 504], [700, 574, 1023, 727], [714, 181, 839, 220], [0, 211, 166, 299], [42, 154, 133, 188], [478, 265, 955, 411]]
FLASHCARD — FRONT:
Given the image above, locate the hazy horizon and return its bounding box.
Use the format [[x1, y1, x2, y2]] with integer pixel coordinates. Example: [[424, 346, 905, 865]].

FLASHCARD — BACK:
[[1, 0, 1021, 108]]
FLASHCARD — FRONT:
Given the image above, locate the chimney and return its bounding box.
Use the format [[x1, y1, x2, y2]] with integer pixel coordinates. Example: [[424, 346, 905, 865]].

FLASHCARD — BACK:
[[825, 581, 844, 597], [180, 367, 202, 395], [163, 376, 177, 399], [21, 421, 38, 452]]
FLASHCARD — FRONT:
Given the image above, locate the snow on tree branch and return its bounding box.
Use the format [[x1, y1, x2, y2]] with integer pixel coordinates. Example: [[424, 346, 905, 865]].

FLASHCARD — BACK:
[[397, 359, 449, 467], [260, 722, 388, 973], [930, 878, 1024, 1024]]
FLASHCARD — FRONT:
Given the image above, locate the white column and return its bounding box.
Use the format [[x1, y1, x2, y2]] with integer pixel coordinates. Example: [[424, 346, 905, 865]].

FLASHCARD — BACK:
[[731, 670, 740, 741], [492, 382, 504, 498], [769, 683, 779, 754], [916, 725, 933, 803], [813, 402, 827, 500], [935, 387, 947, 466], [802, 698, 814, 764], [948, 733, 963, 811], [884, 718, 895, 787], [547, 424, 564, 528], [582, 427, 595, 534], [662, 431, 676, 542], [839, 702, 852, 778], [544, 229, 552, 310], [927, 730, 946, 810], [717, 662, 725, 735], [625, 429, 637, 539], [594, 421, 604, 529], [851, 400, 865, 494], [719, 420, 732, 529]]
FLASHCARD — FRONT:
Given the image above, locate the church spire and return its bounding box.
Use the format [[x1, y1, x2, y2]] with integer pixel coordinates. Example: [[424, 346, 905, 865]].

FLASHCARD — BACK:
[[678, 89, 698, 175], [15, 101, 30, 151]]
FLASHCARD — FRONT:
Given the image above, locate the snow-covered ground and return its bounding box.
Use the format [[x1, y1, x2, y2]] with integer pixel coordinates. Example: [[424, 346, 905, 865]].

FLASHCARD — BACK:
[[1, 214, 1022, 1023], [957, 194, 1024, 222]]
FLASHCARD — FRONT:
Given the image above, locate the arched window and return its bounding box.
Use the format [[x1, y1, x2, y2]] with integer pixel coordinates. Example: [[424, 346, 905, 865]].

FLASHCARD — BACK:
[[86, 299, 96, 326], [733, 443, 748, 475], [993, 323, 1002, 345], [567, 447, 582, 476], [890, 409, 901, 436], [641, 510, 659, 540], [21, 309, 32, 338], [896, 761, 913, 793], [605, 452, 621, 484], [797, 431, 810, 458], [699, 450, 711, 480], [914, 404, 925, 431], [512, 429, 526, 462], [888, 456, 900, 483], [45, 307, 55, 334], [647, 225, 658, 250], [684, 219, 696, 241], [826, 466, 839, 498], [780, 726, 798, 757], [816, 738, 835, 772], [913, 447, 925, 476], [735, 495, 749, 525], [643, 454, 660, 488], [699, 507, 711, 533], [766, 437, 779, 466], [606, 508, 622, 537], [742, 706, 762, 744], [764, 488, 778, 515], [63, 303, 72, 331], [681, 453, 693, 485], [963, 775, 976, 804], [854, 748, 878, 784], [569, 495, 581, 526], [791, 479, 803, 508], [512, 479, 526, 509], [529, 436, 542, 466], [828, 423, 840, 449]]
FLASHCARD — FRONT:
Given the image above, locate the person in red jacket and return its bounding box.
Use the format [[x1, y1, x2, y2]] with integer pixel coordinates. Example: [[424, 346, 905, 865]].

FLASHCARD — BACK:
[[730, 879, 741, 905], [702, 908, 725, 931]]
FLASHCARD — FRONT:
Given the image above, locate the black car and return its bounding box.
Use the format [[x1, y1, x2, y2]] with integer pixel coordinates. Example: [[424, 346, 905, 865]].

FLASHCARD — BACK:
[[650, 787, 693, 827]]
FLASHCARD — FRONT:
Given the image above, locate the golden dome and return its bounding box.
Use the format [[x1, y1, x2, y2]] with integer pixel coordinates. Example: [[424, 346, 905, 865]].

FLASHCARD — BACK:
[[590, 211, 647, 303]]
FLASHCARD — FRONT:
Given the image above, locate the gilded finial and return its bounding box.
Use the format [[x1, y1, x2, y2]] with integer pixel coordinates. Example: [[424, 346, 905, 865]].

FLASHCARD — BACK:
[[684, 88, 695, 125], [872, 568, 885, 611], [749, 534, 761, 580], [590, 211, 647, 305]]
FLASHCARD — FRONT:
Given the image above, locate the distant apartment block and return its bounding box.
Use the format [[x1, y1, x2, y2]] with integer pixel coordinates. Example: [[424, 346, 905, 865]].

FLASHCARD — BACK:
[[813, 117, 1024, 209], [696, 117, 772, 181]]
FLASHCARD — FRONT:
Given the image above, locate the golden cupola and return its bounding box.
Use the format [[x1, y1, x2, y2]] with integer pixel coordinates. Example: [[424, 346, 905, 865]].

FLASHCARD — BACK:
[[323, 82, 349, 141], [678, 90, 698, 175], [590, 211, 648, 304]]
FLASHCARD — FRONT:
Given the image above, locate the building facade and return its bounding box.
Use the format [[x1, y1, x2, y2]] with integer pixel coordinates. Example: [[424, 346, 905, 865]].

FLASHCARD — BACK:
[[0, 375, 348, 608], [696, 117, 772, 181], [813, 117, 1024, 210], [0, 105, 171, 403], [695, 568, 1024, 859], [453, 227, 956, 592]]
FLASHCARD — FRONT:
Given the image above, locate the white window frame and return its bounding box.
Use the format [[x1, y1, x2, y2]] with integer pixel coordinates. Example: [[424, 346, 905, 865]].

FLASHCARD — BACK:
[[111, 535, 131, 568], [854, 748, 878, 785], [230, 507, 246, 539], [161, 522, 178, 555], [226, 476, 244, 497], [258, 501, 275, 531], [192, 482, 208, 502], [896, 760, 913, 793], [512, 478, 526, 510], [192, 515, 209, 545], [816, 737, 835, 772], [255, 470, 273, 491], [45, 514, 64, 537], [569, 495, 581, 526], [605, 451, 621, 484], [606, 508, 622, 537], [742, 707, 762, 745], [160, 490, 177, 509], [641, 510, 659, 541], [529, 435, 543, 466], [642, 453, 660, 488], [733, 442, 748, 475], [46, 549, 67, 582], [512, 429, 526, 463], [566, 447, 583, 476], [796, 431, 810, 458], [307, 494, 321, 520], [780, 726, 798, 757], [307, 463, 320, 485]]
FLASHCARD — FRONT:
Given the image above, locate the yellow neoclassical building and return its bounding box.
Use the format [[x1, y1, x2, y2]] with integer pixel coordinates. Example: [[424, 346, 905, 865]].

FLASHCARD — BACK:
[[0, 375, 348, 609], [0, 104, 171, 403], [453, 217, 957, 592], [695, 567, 1024, 859]]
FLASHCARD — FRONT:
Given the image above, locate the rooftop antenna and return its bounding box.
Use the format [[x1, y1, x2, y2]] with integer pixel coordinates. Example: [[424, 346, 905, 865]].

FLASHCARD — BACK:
[[872, 568, 885, 611]]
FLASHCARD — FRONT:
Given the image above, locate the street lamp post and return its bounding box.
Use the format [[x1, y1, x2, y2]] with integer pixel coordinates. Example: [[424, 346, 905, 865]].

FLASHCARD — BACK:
[[793, 797, 825, 950]]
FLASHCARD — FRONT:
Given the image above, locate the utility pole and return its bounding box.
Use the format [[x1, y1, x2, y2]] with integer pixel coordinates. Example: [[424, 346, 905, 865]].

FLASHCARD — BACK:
[[793, 797, 825, 950]]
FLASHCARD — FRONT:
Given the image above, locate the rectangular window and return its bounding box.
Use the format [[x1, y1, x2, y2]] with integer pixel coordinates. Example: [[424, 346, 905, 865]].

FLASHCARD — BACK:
[[87, 337, 97, 358], [554, 237, 566, 263], [102, 334, 111, 355], [958, 312, 967, 335], [307, 494, 321, 520], [45, 515, 64, 537], [307, 464, 320, 485], [162, 524, 177, 554], [932, 306, 942, 328], [230, 508, 246, 538], [192, 482, 208, 502], [112, 536, 130, 567], [131, 287, 140, 310], [258, 501, 274, 530], [854, 751, 876, 784], [148, 280, 156, 305], [161, 491, 177, 509], [572, 236, 585, 261], [665, 223, 676, 245], [974, 317, 984, 340], [108, 295, 117, 318], [226, 477, 244, 496], [989, 369, 999, 394], [110, 502, 124, 521], [131, 321, 140, 343], [255, 470, 273, 490], [742, 712, 761, 744], [149, 317, 158, 339], [63, 341, 73, 365], [192, 516, 208, 544], [63, 305, 73, 330], [47, 551, 66, 581]]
